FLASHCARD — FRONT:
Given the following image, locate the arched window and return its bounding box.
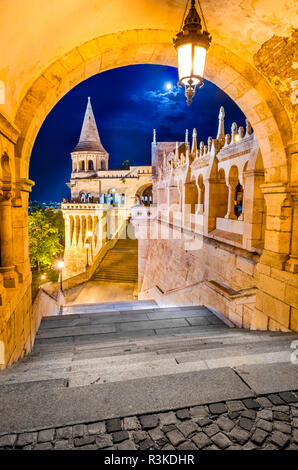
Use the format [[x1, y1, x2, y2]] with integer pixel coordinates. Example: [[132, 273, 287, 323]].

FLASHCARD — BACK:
[[80, 192, 86, 203], [88, 160, 94, 171], [234, 183, 243, 218], [101, 161, 106, 170], [121, 193, 125, 205], [80, 161, 85, 171]]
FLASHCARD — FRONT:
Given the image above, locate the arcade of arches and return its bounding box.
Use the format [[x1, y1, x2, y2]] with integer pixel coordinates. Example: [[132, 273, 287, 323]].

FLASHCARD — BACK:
[[0, 0, 297, 368]]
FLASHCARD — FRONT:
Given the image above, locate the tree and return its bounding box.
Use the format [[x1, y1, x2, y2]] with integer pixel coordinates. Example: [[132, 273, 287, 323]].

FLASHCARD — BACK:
[[28, 208, 64, 271], [122, 160, 131, 170]]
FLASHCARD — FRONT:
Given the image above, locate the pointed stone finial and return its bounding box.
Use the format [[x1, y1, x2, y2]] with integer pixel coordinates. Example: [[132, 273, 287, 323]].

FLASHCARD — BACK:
[[208, 136, 212, 153], [225, 134, 231, 146], [239, 126, 244, 139], [217, 106, 225, 140], [192, 128, 198, 154], [231, 122, 238, 142], [185, 129, 189, 144], [153, 129, 156, 144], [245, 119, 252, 137], [200, 141, 204, 157]]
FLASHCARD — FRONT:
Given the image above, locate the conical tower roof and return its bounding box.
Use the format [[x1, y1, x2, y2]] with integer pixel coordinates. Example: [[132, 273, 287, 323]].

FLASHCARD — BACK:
[[73, 97, 107, 153]]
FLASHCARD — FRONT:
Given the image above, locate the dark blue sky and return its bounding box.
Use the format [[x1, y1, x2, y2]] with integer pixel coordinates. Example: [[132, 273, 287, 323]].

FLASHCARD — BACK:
[[30, 64, 246, 202]]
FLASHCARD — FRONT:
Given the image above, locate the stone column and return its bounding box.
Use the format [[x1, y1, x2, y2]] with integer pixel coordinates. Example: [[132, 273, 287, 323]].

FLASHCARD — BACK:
[[225, 183, 237, 219], [286, 191, 298, 273], [64, 215, 71, 248], [0, 191, 16, 287]]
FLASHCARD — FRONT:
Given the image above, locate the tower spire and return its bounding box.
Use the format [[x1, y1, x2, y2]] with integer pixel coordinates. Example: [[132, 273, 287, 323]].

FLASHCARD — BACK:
[[191, 128, 198, 154], [217, 106, 225, 140], [73, 97, 107, 153]]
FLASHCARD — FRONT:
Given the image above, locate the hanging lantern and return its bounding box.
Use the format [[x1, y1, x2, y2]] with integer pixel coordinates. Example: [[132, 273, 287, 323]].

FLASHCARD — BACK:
[[173, 0, 212, 105]]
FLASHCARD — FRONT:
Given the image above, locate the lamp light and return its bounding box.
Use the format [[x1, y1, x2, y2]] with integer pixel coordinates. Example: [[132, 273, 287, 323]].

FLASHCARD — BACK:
[[173, 0, 211, 105]]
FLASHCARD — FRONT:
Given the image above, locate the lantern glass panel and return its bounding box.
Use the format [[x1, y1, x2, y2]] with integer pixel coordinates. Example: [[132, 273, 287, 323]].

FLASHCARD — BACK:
[[177, 43, 192, 83], [193, 45, 207, 78]]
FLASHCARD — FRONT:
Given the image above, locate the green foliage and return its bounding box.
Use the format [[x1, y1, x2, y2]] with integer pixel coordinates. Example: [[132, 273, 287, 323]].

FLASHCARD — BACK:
[[29, 208, 65, 271], [122, 160, 131, 170]]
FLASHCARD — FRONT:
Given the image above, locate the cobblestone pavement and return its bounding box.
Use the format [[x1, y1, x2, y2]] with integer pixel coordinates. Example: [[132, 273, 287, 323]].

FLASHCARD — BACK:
[[1, 391, 298, 450]]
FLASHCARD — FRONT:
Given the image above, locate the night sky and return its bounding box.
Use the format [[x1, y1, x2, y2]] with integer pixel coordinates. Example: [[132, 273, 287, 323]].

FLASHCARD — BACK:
[[30, 64, 246, 202]]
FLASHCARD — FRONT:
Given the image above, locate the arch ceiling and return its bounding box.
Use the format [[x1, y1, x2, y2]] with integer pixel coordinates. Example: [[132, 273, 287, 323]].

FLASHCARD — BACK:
[[0, 0, 296, 187], [0, 0, 296, 118]]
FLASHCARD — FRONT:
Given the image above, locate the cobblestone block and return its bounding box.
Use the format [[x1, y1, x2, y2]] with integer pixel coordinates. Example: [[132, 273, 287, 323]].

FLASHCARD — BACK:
[[196, 417, 213, 427], [112, 431, 129, 443], [123, 417, 140, 431], [279, 391, 298, 403], [257, 419, 272, 432], [38, 429, 55, 443], [229, 426, 250, 445], [256, 397, 272, 408], [16, 432, 37, 447], [211, 432, 232, 449], [204, 424, 220, 437], [74, 436, 95, 447], [87, 422, 106, 435], [148, 427, 166, 444], [192, 432, 211, 449], [56, 427, 72, 439], [257, 409, 272, 421], [273, 411, 290, 422], [166, 429, 185, 446], [209, 403, 227, 415], [133, 431, 147, 443], [242, 398, 260, 409], [176, 409, 191, 420], [139, 414, 159, 429], [216, 416, 235, 432], [72, 424, 86, 438], [226, 401, 244, 412], [117, 440, 137, 450], [106, 418, 122, 433], [0, 434, 17, 448], [239, 417, 254, 432], [177, 440, 198, 450], [139, 437, 154, 450], [273, 421, 291, 434], [96, 434, 113, 449], [54, 440, 73, 450], [35, 442, 53, 450], [190, 406, 208, 418], [177, 421, 198, 438], [251, 429, 268, 445], [268, 394, 285, 405], [270, 431, 290, 448], [159, 411, 177, 425], [241, 409, 256, 420], [161, 424, 176, 433]]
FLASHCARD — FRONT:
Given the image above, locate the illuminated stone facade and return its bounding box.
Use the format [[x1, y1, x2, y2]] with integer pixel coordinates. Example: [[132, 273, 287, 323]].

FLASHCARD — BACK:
[[62, 98, 152, 278], [0, 1, 297, 368]]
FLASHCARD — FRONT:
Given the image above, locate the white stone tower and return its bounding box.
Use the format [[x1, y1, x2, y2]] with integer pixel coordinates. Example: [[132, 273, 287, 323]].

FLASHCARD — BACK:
[[71, 97, 109, 175]]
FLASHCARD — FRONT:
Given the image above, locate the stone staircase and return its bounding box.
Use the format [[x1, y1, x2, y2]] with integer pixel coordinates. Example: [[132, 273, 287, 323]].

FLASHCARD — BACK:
[[91, 238, 138, 283], [0, 303, 297, 434]]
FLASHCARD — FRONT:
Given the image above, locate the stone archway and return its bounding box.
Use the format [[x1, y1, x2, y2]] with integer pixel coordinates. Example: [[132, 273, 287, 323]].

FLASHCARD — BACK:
[[1, 27, 297, 368], [13, 29, 292, 186]]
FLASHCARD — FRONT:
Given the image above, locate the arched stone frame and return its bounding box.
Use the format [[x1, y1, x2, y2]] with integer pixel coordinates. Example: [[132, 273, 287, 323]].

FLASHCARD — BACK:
[[0, 28, 297, 370], [225, 165, 240, 220], [10, 28, 295, 280]]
